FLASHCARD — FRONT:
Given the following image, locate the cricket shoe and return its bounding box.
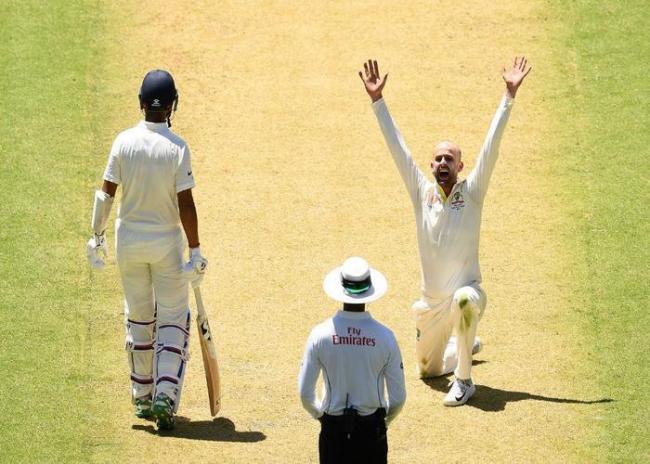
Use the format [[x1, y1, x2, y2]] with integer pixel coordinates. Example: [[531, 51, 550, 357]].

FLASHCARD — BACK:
[[443, 378, 476, 407], [152, 393, 175, 430], [134, 395, 153, 419]]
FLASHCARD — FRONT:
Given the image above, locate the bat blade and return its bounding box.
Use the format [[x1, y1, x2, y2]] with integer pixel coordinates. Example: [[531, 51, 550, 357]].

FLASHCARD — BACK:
[[194, 287, 221, 416]]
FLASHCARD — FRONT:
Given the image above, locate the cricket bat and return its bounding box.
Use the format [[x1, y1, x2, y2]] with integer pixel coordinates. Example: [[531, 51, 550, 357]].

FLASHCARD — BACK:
[[193, 286, 221, 416]]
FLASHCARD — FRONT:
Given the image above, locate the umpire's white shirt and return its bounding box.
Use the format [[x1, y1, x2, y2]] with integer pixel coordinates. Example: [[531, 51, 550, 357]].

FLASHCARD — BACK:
[[298, 311, 406, 425], [103, 121, 195, 239], [372, 95, 513, 303]]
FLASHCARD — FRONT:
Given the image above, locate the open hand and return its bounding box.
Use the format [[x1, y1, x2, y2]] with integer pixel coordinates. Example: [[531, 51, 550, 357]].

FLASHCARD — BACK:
[[359, 59, 388, 103], [502, 56, 532, 99]]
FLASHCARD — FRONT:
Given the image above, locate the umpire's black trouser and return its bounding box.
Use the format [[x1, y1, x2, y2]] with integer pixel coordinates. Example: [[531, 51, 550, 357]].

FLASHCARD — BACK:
[[318, 408, 387, 464]]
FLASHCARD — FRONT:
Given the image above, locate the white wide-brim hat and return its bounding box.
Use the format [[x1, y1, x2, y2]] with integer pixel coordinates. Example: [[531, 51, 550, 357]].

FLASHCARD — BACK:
[[323, 257, 388, 304]]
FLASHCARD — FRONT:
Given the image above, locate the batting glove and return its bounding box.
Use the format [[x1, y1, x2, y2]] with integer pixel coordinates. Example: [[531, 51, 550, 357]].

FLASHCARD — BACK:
[[183, 246, 208, 288], [86, 233, 108, 270]]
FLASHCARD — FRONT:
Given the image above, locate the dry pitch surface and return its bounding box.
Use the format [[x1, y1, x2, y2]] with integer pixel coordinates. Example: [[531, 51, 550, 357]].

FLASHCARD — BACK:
[[92, 1, 604, 462]]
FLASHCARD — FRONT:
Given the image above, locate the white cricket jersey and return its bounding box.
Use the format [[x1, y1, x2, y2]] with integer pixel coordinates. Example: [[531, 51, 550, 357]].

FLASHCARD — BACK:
[[103, 121, 195, 234], [372, 95, 513, 302], [298, 311, 406, 424]]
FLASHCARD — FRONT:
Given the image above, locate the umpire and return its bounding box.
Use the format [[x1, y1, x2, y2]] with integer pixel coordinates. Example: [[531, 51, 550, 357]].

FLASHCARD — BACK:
[[299, 257, 406, 464]]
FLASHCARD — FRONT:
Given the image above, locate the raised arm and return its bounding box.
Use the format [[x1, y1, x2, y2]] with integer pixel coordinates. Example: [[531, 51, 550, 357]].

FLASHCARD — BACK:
[[467, 56, 531, 202], [360, 59, 427, 206]]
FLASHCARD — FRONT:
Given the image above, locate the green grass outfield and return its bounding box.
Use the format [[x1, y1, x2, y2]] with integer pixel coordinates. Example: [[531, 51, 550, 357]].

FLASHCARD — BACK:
[[0, 0, 647, 462], [554, 0, 649, 461], [0, 1, 121, 462]]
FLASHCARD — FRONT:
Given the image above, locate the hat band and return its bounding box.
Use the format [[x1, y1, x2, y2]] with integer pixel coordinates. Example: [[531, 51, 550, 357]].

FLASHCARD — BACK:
[[341, 275, 372, 295]]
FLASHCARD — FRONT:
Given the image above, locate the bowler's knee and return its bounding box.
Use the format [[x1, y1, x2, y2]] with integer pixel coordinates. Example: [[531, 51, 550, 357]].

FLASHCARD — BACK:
[[417, 358, 444, 379], [453, 288, 480, 331], [415, 343, 445, 378], [453, 288, 479, 310]]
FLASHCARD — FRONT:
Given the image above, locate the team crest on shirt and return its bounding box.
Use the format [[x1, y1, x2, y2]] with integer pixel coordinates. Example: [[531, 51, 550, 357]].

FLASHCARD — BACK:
[[450, 191, 465, 210]]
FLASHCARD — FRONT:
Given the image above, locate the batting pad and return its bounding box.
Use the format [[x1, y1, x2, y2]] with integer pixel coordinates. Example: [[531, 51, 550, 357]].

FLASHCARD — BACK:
[[154, 311, 191, 412], [126, 318, 156, 400]]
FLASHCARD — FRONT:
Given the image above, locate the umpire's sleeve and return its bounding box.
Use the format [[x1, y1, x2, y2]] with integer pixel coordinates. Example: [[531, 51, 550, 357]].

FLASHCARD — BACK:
[[384, 335, 406, 425], [298, 331, 323, 419]]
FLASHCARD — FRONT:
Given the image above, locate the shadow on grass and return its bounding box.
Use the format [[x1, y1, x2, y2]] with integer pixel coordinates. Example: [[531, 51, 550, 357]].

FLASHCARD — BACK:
[[132, 416, 267, 442], [422, 376, 613, 412]]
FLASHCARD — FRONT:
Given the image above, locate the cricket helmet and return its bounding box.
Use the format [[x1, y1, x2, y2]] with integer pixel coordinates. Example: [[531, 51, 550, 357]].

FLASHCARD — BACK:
[[139, 69, 178, 110]]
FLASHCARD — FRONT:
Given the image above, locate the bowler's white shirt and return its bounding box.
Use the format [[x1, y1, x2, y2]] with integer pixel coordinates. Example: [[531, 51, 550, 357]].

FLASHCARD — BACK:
[[103, 121, 195, 234], [298, 310, 406, 424], [372, 95, 513, 302]]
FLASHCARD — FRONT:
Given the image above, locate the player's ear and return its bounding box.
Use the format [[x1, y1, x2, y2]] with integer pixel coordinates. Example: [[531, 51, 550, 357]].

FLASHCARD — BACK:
[[458, 160, 464, 172]]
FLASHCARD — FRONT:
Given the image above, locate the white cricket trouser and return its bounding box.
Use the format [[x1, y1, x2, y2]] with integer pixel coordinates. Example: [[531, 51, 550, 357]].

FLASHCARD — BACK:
[[413, 285, 486, 380], [116, 225, 190, 412]]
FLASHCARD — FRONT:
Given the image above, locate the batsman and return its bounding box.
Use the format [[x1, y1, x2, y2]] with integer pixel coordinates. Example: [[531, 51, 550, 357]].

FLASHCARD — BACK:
[[360, 57, 531, 406], [87, 70, 208, 429]]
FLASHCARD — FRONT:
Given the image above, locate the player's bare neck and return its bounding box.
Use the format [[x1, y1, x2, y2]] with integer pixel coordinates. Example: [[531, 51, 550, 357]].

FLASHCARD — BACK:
[[144, 111, 169, 123], [439, 181, 455, 198], [343, 303, 365, 312]]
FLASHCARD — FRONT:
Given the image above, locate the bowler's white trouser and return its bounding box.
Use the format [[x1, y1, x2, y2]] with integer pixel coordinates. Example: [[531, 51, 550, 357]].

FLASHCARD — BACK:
[[116, 225, 190, 412], [413, 285, 486, 380]]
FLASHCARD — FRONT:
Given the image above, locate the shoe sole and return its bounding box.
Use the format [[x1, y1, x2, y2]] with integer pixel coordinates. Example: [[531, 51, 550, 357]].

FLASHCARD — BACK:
[[154, 412, 175, 430], [443, 397, 471, 407]]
